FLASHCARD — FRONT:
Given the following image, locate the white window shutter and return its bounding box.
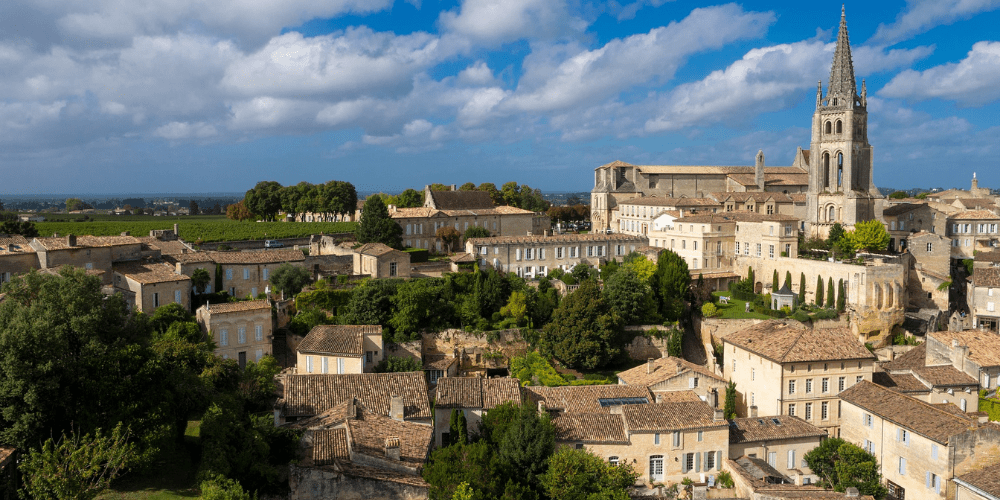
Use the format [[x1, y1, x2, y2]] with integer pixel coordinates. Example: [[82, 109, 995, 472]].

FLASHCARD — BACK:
[[926, 472, 931, 488], [695, 452, 701, 472], [516, 248, 522, 261]]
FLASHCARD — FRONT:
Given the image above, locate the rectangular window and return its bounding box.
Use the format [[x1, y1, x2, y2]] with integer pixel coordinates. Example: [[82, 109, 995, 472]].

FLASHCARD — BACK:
[[864, 413, 874, 428], [697, 431, 703, 442], [255, 349, 263, 361], [238, 327, 246, 344], [839, 376, 846, 392], [686, 453, 696, 472], [263, 268, 269, 280], [337, 358, 345, 374], [788, 404, 796, 416], [153, 292, 159, 308], [220, 329, 228, 346], [822, 378, 829, 393], [806, 379, 813, 393], [390, 262, 398, 277], [672, 431, 681, 447], [805, 403, 812, 420], [736, 242, 740, 254], [255, 325, 263, 342], [821, 402, 829, 420], [899, 429, 910, 445], [226, 269, 233, 280], [756, 243, 761, 257], [654, 433, 660, 445], [706, 451, 715, 470], [769, 245, 774, 259], [174, 290, 181, 304], [649, 456, 663, 480], [788, 380, 796, 394], [557, 247, 563, 259], [767, 452, 776, 467], [306, 356, 312, 373], [321, 357, 328, 374], [857, 375, 864, 384], [243, 268, 249, 280], [931, 444, 939, 460], [787, 450, 796, 469]]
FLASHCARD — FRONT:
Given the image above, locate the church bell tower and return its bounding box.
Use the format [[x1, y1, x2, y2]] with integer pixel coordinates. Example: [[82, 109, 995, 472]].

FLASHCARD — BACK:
[[806, 7, 881, 235]]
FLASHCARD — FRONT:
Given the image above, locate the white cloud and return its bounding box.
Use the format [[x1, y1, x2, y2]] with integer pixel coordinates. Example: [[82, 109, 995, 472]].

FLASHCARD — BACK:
[[228, 97, 318, 130], [361, 118, 449, 152], [154, 121, 218, 140], [869, 0, 1000, 45], [439, 0, 586, 45], [612, 0, 675, 21], [456, 61, 496, 86], [456, 87, 507, 126], [880, 41, 1000, 106], [504, 4, 775, 113], [221, 29, 444, 99]]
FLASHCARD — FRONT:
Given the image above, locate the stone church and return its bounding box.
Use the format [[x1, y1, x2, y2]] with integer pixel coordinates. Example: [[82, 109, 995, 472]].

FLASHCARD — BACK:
[[591, 8, 882, 238]]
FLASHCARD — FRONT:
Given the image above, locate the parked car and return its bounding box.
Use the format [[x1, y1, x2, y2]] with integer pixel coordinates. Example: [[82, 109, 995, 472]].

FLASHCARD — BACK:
[[264, 240, 283, 248]]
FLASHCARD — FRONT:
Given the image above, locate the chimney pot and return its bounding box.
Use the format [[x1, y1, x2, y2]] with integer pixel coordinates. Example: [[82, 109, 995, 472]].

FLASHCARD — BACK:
[[750, 405, 758, 418], [66, 234, 76, 247], [390, 395, 405, 421], [385, 436, 401, 461], [714, 408, 724, 422], [647, 358, 655, 374]]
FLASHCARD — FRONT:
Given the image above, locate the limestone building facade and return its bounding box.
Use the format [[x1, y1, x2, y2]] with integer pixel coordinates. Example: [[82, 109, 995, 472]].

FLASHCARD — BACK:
[[195, 299, 274, 367]]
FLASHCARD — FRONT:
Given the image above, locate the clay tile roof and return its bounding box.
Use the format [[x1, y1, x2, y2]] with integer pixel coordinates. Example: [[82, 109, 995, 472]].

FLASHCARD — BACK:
[[949, 210, 1000, 220], [912, 365, 978, 387], [287, 399, 357, 430], [872, 371, 930, 394], [204, 299, 271, 314], [466, 233, 647, 246], [839, 381, 974, 444], [282, 372, 430, 420], [976, 250, 1000, 263], [655, 390, 705, 403], [974, 268, 1000, 288], [313, 428, 351, 465], [435, 378, 483, 408], [955, 461, 1000, 497], [523, 385, 652, 414], [623, 401, 725, 432], [207, 248, 305, 264], [390, 207, 438, 219], [0, 235, 33, 254], [423, 356, 458, 371], [728, 416, 827, 444], [355, 243, 398, 256], [165, 252, 214, 264], [617, 356, 725, 387], [346, 405, 432, 469], [881, 344, 927, 371], [34, 235, 141, 250], [137, 237, 190, 255], [882, 204, 922, 216], [789, 193, 807, 202], [552, 413, 628, 443], [427, 190, 495, 210], [482, 378, 524, 409], [621, 197, 685, 208], [113, 261, 189, 284], [298, 325, 381, 356], [449, 252, 475, 263], [928, 331, 1000, 368], [724, 321, 874, 363]]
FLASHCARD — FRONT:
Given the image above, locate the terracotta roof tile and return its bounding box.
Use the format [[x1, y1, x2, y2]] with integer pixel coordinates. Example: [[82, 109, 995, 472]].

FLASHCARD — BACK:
[[347, 405, 432, 469], [623, 401, 725, 432], [467, 233, 647, 246], [208, 249, 305, 264], [313, 428, 350, 465], [524, 385, 652, 414], [619, 197, 688, 208], [655, 390, 705, 403], [423, 355, 458, 371], [949, 210, 1000, 221], [435, 377, 523, 409], [955, 460, 1000, 497], [974, 268, 1000, 288], [882, 204, 923, 216], [928, 330, 1000, 368], [113, 261, 189, 284], [976, 250, 1000, 263], [0, 235, 33, 254], [724, 321, 874, 364], [204, 299, 271, 314], [482, 378, 523, 409], [912, 365, 978, 387], [165, 252, 214, 264], [617, 356, 725, 387], [298, 325, 380, 356], [872, 371, 929, 394], [281, 372, 431, 420], [355, 243, 398, 256], [288, 399, 357, 430], [728, 416, 827, 444], [137, 237, 190, 255], [33, 235, 141, 250], [674, 212, 799, 224], [839, 381, 974, 444], [552, 413, 628, 443], [881, 344, 927, 371]]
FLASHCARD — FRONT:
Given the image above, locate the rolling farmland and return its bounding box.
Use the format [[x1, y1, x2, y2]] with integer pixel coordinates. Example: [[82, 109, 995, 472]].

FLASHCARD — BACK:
[[34, 215, 357, 243]]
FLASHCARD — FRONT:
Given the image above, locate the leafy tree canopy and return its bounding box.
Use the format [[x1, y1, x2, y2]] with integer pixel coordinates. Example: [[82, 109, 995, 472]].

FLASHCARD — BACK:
[[655, 250, 691, 321], [19, 423, 138, 500], [270, 262, 312, 297], [845, 220, 891, 253], [541, 447, 637, 500], [356, 195, 404, 249], [243, 181, 283, 221], [541, 280, 625, 369]]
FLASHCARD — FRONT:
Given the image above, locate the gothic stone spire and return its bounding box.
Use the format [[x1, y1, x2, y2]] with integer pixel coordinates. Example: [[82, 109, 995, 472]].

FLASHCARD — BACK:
[[827, 6, 857, 105]]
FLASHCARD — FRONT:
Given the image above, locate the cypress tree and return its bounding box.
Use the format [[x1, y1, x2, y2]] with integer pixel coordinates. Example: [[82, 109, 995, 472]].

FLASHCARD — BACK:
[[772, 270, 779, 292], [816, 275, 824, 305], [747, 266, 755, 285], [799, 273, 806, 304], [837, 279, 846, 312], [724, 382, 738, 419], [826, 277, 835, 308], [784, 271, 792, 290]]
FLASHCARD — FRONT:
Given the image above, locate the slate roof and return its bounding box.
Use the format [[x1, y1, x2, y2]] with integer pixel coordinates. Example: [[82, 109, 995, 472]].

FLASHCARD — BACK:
[[617, 356, 724, 387], [974, 267, 1000, 288], [313, 428, 351, 465], [347, 405, 432, 469], [928, 330, 1000, 368], [113, 261, 189, 284], [204, 299, 271, 314], [280, 372, 431, 420], [207, 249, 305, 264], [724, 321, 874, 364], [881, 344, 927, 371], [426, 190, 495, 210], [839, 381, 975, 444], [523, 385, 653, 414], [622, 401, 725, 432], [298, 325, 381, 356], [552, 413, 628, 443], [955, 461, 1000, 498], [728, 416, 827, 444]]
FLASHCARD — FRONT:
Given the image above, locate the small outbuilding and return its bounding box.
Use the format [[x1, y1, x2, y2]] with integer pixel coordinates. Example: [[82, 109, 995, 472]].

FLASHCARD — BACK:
[[771, 283, 797, 311], [353, 243, 410, 279]]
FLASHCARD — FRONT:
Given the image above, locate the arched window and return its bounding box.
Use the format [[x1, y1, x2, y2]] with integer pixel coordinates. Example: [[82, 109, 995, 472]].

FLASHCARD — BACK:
[[836, 120, 843, 134], [828, 206, 835, 221], [822, 153, 831, 188], [825, 121, 832, 134], [837, 153, 844, 188]]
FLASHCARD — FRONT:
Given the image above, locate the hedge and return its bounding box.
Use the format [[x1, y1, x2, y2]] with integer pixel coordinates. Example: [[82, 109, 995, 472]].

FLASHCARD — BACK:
[[404, 248, 429, 263], [295, 288, 354, 312], [980, 398, 1000, 421]]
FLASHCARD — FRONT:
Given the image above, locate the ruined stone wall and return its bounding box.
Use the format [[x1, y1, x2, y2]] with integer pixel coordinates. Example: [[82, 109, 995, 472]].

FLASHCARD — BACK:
[[289, 465, 429, 500]]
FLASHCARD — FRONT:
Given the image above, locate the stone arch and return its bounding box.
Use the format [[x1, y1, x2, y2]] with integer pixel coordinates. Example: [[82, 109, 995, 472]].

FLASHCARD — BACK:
[[836, 120, 843, 134], [885, 282, 894, 309], [828, 205, 836, 222], [873, 283, 883, 309], [825, 121, 832, 134], [837, 152, 844, 189], [895, 282, 904, 310], [822, 152, 831, 188]]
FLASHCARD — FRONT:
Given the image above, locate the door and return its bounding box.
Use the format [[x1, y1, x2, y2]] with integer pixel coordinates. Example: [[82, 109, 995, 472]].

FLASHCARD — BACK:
[[238, 351, 247, 369], [649, 455, 664, 482]]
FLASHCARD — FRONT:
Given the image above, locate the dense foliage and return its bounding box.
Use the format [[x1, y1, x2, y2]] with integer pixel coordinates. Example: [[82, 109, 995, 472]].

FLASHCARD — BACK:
[[0, 211, 39, 236], [356, 195, 404, 249], [844, 220, 891, 253], [270, 262, 313, 296], [540, 281, 626, 370], [541, 447, 637, 500], [804, 438, 887, 500]]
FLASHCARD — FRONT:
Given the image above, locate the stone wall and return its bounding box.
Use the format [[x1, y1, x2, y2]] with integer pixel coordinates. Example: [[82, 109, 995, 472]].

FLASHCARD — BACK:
[[421, 329, 528, 374], [289, 465, 429, 500]]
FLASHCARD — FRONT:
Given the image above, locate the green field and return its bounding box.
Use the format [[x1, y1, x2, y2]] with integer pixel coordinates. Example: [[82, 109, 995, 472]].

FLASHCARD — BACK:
[[35, 215, 357, 243]]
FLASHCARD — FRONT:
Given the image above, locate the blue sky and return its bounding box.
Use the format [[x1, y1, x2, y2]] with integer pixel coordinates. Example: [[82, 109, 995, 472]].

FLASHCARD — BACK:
[[0, 0, 998, 195]]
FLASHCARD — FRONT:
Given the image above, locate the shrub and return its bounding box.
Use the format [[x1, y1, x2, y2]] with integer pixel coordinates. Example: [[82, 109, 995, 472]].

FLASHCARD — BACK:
[[404, 248, 429, 263], [701, 302, 720, 318], [716, 471, 735, 488]]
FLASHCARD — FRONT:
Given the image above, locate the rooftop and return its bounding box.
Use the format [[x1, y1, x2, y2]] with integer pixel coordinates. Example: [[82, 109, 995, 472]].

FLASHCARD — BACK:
[[617, 356, 725, 387], [280, 372, 431, 420], [113, 261, 189, 284], [552, 412, 628, 443], [203, 299, 271, 314], [955, 461, 1000, 498], [207, 248, 305, 264], [467, 233, 647, 246], [724, 321, 874, 364], [346, 404, 433, 469], [728, 416, 827, 444], [523, 385, 653, 414], [298, 325, 381, 357], [839, 381, 975, 444], [426, 190, 495, 210], [881, 344, 927, 372], [974, 267, 1000, 288], [355, 243, 401, 257], [882, 203, 923, 216], [434, 377, 523, 409], [928, 330, 1000, 368], [871, 371, 930, 394], [623, 401, 724, 432], [0, 235, 34, 254], [949, 210, 1000, 221], [33, 235, 141, 250]]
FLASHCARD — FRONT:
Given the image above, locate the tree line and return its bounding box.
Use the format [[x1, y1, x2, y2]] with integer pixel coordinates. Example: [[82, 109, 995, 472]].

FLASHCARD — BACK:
[[234, 180, 359, 222]]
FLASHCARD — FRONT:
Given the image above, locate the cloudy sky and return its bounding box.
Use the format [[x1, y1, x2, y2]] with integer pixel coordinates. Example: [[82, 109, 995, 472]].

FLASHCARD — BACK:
[[1, 0, 998, 195]]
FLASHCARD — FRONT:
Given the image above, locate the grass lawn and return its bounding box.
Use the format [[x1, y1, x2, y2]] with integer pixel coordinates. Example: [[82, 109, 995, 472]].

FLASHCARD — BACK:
[[710, 292, 771, 320], [96, 421, 202, 500]]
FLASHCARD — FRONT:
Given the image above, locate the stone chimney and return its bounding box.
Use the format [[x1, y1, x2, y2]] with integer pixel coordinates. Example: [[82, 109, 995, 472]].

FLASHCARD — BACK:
[[66, 234, 76, 247], [173, 223, 179, 236], [714, 408, 724, 422], [711, 389, 719, 408], [676, 360, 683, 373], [120, 231, 130, 236], [952, 339, 969, 372], [755, 150, 765, 190], [390, 395, 405, 421], [750, 405, 758, 418], [7, 244, 15, 252], [647, 358, 655, 374], [385, 436, 401, 461], [450, 184, 457, 191]]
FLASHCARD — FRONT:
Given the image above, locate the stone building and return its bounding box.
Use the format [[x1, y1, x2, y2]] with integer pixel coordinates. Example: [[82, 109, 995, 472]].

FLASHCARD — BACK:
[[296, 325, 384, 375], [353, 243, 410, 279], [723, 321, 875, 436], [907, 231, 952, 312], [112, 261, 192, 313], [30, 235, 143, 285], [947, 211, 1000, 260], [727, 415, 827, 485], [432, 377, 522, 448], [840, 381, 1000, 500], [592, 9, 882, 239], [954, 462, 1000, 500], [464, 233, 648, 278], [0, 235, 38, 284], [883, 204, 951, 253], [616, 197, 720, 237], [970, 254, 1000, 332], [925, 330, 1000, 394], [207, 249, 306, 299], [616, 356, 727, 406], [877, 344, 980, 412], [195, 299, 273, 366], [275, 372, 432, 427]]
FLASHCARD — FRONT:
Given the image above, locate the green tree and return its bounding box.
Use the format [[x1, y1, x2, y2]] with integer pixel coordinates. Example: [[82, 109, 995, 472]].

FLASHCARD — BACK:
[[437, 226, 462, 253], [845, 220, 891, 253], [150, 302, 195, 333], [604, 267, 655, 325], [837, 279, 846, 312], [571, 263, 596, 282], [497, 403, 556, 494], [356, 195, 404, 249], [477, 183, 503, 205], [0, 211, 40, 237], [191, 267, 212, 294], [19, 423, 138, 500], [396, 188, 424, 208], [827, 223, 846, 248], [341, 279, 399, 333], [540, 281, 626, 370], [465, 226, 491, 239], [452, 482, 475, 500], [540, 447, 638, 500], [666, 328, 684, 358], [888, 191, 908, 199], [701, 302, 720, 318], [189, 200, 201, 215], [226, 200, 254, 222], [784, 271, 792, 290], [826, 277, 835, 308], [243, 181, 283, 221], [270, 263, 312, 297], [600, 259, 620, 281], [804, 439, 887, 499], [655, 250, 690, 321], [65, 197, 84, 212], [449, 409, 468, 446], [424, 441, 502, 500], [772, 270, 779, 292], [200, 477, 255, 500], [500, 291, 529, 327], [799, 273, 807, 304], [816, 275, 824, 306], [623, 254, 657, 282], [373, 355, 423, 373], [724, 382, 737, 419]]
